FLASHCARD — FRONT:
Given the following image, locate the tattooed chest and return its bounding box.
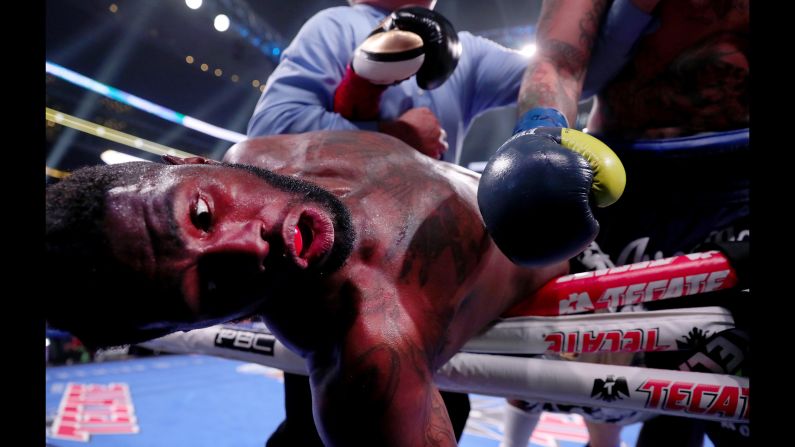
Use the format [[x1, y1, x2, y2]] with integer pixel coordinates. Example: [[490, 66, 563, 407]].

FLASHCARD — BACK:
[[596, 32, 748, 135], [352, 165, 488, 309], [396, 195, 490, 303]]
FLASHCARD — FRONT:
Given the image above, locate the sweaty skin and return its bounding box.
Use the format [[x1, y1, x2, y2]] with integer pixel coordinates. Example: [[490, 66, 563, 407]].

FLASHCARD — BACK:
[[518, 0, 749, 138], [221, 131, 566, 446]]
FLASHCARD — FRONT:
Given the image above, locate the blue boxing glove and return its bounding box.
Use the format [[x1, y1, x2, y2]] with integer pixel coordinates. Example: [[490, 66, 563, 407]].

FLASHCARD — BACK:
[[478, 114, 626, 267]]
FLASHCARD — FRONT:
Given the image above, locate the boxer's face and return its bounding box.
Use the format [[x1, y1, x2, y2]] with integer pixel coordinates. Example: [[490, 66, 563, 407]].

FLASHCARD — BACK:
[[102, 163, 354, 332]]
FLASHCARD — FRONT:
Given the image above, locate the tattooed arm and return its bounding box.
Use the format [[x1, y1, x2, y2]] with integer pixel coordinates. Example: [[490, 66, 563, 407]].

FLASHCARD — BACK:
[[308, 278, 457, 447], [517, 0, 609, 123]]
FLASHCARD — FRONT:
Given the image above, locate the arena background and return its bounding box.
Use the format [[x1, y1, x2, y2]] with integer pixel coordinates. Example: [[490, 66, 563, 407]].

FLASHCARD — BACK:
[[45, 0, 599, 179]]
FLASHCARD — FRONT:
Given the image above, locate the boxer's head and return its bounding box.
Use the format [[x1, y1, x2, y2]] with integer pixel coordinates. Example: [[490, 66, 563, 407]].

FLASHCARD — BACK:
[[46, 159, 355, 348], [349, 1, 437, 10]]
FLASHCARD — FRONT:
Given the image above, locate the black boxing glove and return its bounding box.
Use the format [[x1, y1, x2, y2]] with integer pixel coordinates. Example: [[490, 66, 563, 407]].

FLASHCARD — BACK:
[[378, 6, 461, 90], [334, 6, 461, 120]]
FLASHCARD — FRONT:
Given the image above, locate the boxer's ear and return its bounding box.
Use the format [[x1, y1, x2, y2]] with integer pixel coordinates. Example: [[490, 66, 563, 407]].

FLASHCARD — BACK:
[[162, 155, 221, 165]]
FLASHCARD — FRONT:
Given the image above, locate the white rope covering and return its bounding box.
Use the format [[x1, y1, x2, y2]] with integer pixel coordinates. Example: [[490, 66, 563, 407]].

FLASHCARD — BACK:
[[139, 306, 746, 423], [462, 306, 733, 354]]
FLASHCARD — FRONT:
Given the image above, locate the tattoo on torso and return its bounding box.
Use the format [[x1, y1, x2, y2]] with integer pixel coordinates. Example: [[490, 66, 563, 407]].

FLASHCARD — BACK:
[[595, 0, 748, 136]]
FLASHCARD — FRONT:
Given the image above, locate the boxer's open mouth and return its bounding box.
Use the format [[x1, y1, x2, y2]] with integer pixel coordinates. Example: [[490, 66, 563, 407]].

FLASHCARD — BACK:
[[295, 218, 312, 258], [285, 207, 334, 269]]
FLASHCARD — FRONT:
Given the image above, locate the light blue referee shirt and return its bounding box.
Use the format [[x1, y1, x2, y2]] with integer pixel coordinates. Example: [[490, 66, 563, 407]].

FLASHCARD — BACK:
[[247, 4, 529, 165]]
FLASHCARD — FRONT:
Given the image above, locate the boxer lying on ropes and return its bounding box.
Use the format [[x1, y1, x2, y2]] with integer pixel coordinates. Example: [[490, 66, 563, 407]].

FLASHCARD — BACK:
[[45, 127, 625, 446]]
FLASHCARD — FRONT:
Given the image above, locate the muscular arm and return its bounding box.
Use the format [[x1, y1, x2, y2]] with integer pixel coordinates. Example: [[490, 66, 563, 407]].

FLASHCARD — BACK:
[[517, 0, 609, 123], [309, 279, 457, 447]]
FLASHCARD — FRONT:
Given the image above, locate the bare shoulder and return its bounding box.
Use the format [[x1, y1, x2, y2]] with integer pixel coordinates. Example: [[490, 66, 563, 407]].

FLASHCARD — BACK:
[[223, 130, 421, 171], [222, 130, 480, 200]]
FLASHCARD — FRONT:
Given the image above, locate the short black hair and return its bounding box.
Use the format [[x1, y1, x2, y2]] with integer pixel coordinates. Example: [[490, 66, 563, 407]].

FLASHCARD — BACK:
[[45, 162, 174, 349]]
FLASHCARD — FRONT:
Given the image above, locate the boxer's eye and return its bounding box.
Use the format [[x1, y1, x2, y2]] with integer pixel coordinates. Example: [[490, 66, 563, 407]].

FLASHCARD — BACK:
[[191, 196, 213, 232]]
